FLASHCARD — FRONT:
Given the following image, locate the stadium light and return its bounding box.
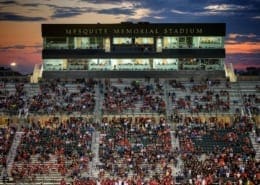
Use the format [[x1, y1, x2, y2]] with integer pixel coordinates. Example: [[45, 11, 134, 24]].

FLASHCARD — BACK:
[[10, 62, 17, 67]]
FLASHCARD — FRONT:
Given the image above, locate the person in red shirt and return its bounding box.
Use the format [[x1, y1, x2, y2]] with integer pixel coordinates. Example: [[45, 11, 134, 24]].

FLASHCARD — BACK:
[[225, 180, 232, 185], [149, 179, 159, 185], [136, 178, 143, 185], [60, 178, 67, 185]]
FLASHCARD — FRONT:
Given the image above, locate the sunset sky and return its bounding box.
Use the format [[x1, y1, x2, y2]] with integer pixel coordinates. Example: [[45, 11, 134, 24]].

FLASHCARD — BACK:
[[0, 0, 259, 74]]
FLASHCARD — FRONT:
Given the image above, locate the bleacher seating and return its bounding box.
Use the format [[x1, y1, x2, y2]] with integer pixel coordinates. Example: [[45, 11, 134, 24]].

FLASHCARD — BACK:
[[10, 117, 94, 184], [0, 126, 16, 178], [102, 79, 166, 114], [0, 78, 259, 184], [98, 116, 175, 182]]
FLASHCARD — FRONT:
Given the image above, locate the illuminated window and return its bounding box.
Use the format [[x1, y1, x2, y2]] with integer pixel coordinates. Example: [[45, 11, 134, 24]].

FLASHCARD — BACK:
[[163, 37, 178, 48], [179, 37, 192, 48], [198, 37, 222, 48], [113, 37, 132, 44], [153, 59, 178, 70], [68, 59, 87, 70], [88, 59, 112, 70], [135, 37, 154, 44], [74, 37, 90, 49], [74, 37, 103, 49], [45, 37, 68, 49], [44, 59, 67, 71]]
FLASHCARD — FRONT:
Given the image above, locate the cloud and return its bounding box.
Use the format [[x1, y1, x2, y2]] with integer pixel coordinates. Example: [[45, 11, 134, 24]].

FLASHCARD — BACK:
[[228, 33, 257, 39], [0, 44, 41, 51], [153, 16, 165, 20], [5, 45, 25, 49], [130, 8, 152, 20], [0, 12, 46, 21], [47, 0, 146, 21], [252, 16, 260, 19], [0, 0, 18, 5], [204, 4, 248, 11], [98, 8, 134, 16], [81, 0, 140, 4], [171, 8, 220, 16], [0, 1, 46, 8], [225, 40, 238, 44], [171, 7, 235, 16], [22, 3, 41, 7], [225, 33, 260, 46], [51, 7, 88, 18], [0, 0, 259, 23], [171, 9, 186, 15], [170, 2, 258, 17], [226, 42, 260, 54]]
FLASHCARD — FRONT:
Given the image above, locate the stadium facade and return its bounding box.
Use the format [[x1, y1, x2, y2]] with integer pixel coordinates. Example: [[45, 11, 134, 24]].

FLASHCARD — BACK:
[[41, 22, 226, 79]]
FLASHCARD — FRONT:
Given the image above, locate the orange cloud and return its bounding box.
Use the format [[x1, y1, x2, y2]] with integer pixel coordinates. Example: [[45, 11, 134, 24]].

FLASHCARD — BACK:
[[225, 42, 260, 54], [228, 33, 256, 39]]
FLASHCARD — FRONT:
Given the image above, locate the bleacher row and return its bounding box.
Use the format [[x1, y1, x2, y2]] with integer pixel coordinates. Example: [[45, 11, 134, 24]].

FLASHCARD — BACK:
[[0, 78, 259, 184], [1, 78, 259, 115]]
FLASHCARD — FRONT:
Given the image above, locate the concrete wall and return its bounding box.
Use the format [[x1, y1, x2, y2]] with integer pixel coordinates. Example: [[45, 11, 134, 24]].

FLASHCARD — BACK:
[[42, 70, 226, 80]]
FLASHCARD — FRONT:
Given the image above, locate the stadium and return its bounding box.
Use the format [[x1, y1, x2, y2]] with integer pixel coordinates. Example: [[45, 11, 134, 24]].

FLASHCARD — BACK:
[[0, 22, 259, 185]]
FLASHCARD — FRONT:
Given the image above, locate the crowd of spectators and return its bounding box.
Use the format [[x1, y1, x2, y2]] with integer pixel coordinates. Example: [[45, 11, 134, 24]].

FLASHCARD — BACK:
[[29, 80, 96, 114], [11, 117, 95, 183], [169, 79, 232, 114], [0, 83, 27, 115], [242, 94, 260, 116], [103, 79, 166, 114], [0, 125, 16, 182], [0, 78, 259, 185], [175, 115, 259, 184], [256, 128, 260, 143], [0, 79, 97, 115], [0, 78, 258, 117], [98, 116, 175, 184]]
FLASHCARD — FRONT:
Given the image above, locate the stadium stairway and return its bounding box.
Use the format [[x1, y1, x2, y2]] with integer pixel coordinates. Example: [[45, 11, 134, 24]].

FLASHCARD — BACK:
[[1, 131, 24, 179], [94, 81, 103, 123], [230, 82, 246, 115], [249, 132, 260, 161], [175, 155, 184, 177], [87, 131, 100, 178], [165, 79, 183, 176], [170, 131, 180, 150], [0, 131, 23, 185], [164, 80, 171, 121], [170, 131, 182, 176]]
